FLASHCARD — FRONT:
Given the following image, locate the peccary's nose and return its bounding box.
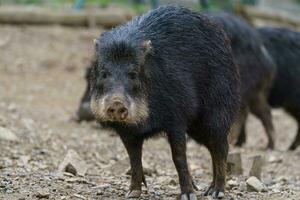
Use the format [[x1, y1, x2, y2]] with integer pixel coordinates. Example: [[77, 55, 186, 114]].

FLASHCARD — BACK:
[[106, 101, 128, 120]]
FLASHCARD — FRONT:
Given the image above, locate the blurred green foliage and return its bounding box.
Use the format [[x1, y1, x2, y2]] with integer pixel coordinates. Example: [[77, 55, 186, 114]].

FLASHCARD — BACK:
[[0, 0, 263, 12], [0, 0, 149, 12]]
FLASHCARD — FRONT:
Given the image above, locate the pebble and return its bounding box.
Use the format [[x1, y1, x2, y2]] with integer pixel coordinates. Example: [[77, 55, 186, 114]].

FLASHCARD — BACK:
[[58, 149, 88, 176], [0, 127, 18, 142], [239, 182, 247, 192], [73, 194, 86, 199], [246, 176, 267, 192], [268, 155, 283, 163], [35, 188, 50, 199], [272, 188, 281, 193], [228, 179, 239, 187]]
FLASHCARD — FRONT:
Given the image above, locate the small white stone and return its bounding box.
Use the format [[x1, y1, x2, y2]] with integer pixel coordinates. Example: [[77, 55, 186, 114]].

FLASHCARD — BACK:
[[58, 149, 88, 176], [239, 182, 247, 191], [272, 188, 281, 193], [228, 179, 239, 187], [246, 176, 267, 192], [268, 155, 282, 163], [0, 127, 18, 141]]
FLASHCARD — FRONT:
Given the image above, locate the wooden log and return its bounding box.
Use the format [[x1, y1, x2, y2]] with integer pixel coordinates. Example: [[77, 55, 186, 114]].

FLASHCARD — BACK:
[[234, 4, 300, 28], [227, 152, 243, 176], [249, 155, 264, 180], [0, 6, 135, 28]]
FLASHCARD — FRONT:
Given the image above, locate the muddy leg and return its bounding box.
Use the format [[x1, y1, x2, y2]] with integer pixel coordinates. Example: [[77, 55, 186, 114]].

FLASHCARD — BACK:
[[250, 93, 275, 149], [120, 137, 145, 198], [204, 137, 228, 199], [168, 132, 197, 200]]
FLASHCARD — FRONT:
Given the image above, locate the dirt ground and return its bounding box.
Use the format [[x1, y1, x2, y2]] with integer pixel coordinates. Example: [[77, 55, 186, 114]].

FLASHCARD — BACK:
[[0, 25, 300, 200]]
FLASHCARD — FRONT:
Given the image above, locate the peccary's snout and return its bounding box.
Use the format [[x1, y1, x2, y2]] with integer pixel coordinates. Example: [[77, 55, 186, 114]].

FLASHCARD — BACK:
[[91, 93, 149, 124], [106, 99, 128, 121]]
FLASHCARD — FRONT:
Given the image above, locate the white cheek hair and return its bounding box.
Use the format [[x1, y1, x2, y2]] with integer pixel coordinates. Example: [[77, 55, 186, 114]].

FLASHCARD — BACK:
[[90, 95, 108, 119]]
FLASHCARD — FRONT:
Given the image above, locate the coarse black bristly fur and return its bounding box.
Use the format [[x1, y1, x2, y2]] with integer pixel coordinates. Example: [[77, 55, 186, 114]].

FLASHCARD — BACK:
[[258, 27, 300, 150], [89, 6, 240, 199], [207, 12, 276, 149]]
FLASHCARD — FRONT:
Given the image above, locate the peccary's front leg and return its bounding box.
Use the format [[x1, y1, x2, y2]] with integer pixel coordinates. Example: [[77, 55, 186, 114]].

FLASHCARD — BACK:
[[168, 131, 197, 200], [120, 137, 145, 198]]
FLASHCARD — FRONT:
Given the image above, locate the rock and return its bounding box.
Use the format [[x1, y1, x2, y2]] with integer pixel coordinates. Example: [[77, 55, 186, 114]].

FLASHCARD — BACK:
[[58, 149, 88, 176], [0, 127, 18, 142], [169, 179, 177, 185], [239, 182, 247, 192], [272, 188, 281, 193], [246, 176, 267, 192], [227, 152, 243, 175], [35, 188, 50, 198], [227, 179, 239, 188], [92, 183, 111, 190], [275, 176, 288, 183], [73, 194, 86, 199], [249, 155, 264, 180], [268, 155, 282, 163], [19, 155, 31, 167]]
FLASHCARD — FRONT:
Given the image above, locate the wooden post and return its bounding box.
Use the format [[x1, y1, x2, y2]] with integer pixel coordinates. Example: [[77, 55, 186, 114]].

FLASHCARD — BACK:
[[227, 152, 243, 175]]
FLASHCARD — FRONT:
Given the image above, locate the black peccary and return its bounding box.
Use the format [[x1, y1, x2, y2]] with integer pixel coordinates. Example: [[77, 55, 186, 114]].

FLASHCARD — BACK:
[[75, 12, 276, 149], [237, 27, 300, 150], [206, 13, 276, 149], [89, 6, 240, 199]]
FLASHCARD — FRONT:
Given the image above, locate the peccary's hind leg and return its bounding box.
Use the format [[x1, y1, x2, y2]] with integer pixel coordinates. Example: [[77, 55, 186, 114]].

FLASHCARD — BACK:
[[250, 92, 275, 149], [203, 135, 228, 199]]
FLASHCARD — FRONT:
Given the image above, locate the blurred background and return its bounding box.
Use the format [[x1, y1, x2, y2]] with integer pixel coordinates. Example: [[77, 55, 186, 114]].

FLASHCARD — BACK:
[[0, 0, 300, 28], [0, 1, 300, 200]]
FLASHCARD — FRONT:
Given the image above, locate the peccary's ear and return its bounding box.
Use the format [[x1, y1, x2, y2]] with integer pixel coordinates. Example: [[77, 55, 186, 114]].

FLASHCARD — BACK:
[[139, 40, 152, 64], [142, 40, 152, 55], [94, 38, 100, 51]]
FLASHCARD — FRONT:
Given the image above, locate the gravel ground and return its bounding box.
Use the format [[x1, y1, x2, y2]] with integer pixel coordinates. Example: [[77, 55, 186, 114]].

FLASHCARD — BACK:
[[0, 25, 300, 200]]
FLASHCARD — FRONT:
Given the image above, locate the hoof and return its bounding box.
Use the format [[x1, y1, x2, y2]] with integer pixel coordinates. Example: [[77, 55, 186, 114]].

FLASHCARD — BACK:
[[204, 186, 225, 199], [179, 192, 197, 200], [125, 190, 142, 199], [266, 141, 275, 150]]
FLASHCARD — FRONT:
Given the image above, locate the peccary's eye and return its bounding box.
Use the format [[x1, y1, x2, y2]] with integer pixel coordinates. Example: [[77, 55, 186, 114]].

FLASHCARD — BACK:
[[100, 70, 109, 79], [128, 72, 138, 80]]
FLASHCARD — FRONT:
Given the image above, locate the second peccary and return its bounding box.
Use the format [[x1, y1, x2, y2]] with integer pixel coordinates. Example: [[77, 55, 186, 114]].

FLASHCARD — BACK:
[[89, 6, 240, 199], [236, 27, 300, 150]]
